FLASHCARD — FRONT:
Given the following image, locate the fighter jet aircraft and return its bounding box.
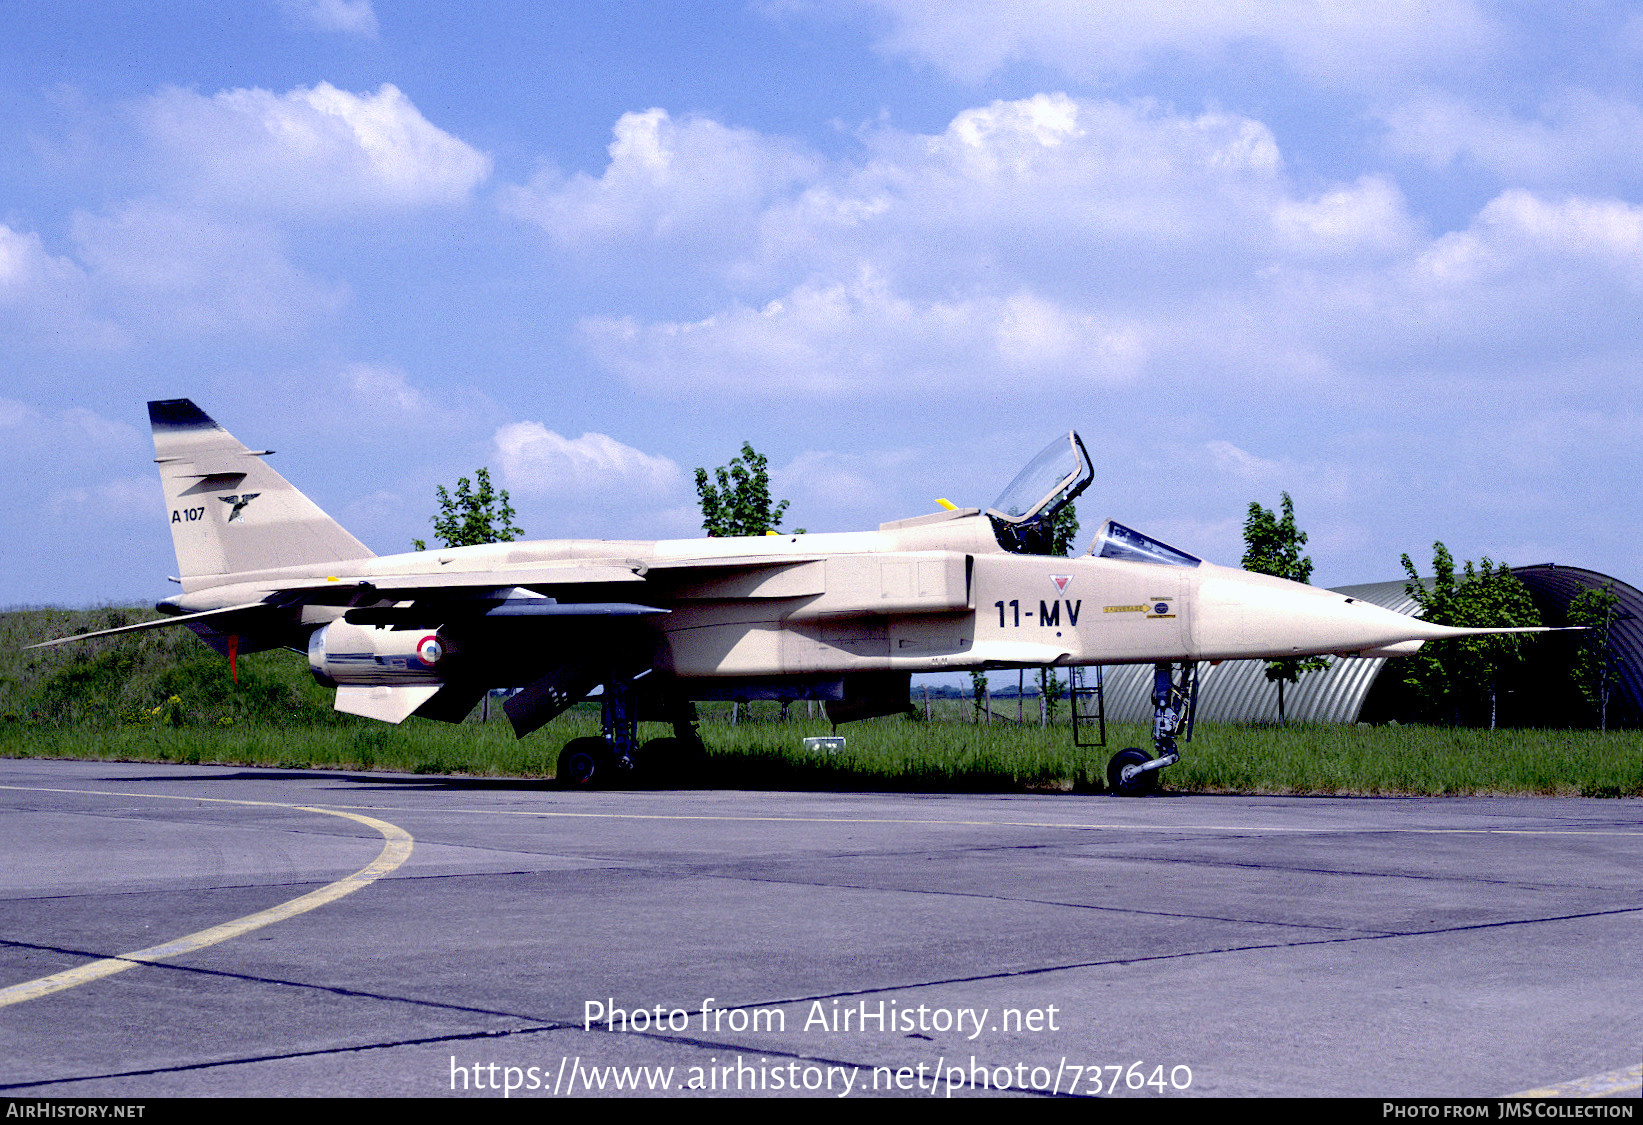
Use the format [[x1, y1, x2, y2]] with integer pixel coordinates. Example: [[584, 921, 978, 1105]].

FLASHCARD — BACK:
[[36, 400, 1549, 795]]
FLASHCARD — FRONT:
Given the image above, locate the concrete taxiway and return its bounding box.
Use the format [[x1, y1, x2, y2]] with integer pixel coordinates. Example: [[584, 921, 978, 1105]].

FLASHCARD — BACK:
[[1, 758, 1640, 1098]]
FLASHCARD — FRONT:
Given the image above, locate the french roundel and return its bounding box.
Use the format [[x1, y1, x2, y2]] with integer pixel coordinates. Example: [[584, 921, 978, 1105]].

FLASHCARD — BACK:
[[416, 634, 443, 666]]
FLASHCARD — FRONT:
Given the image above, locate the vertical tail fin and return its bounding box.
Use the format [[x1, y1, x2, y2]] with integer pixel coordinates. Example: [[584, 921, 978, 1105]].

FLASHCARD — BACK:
[[149, 399, 374, 582]]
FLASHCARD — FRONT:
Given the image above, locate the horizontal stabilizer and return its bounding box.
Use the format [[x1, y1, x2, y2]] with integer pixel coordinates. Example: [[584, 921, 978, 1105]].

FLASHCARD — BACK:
[[27, 601, 273, 650]]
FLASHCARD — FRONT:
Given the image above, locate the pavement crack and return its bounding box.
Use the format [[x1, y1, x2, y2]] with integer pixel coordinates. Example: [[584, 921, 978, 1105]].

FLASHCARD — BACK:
[[0, 936, 550, 1024]]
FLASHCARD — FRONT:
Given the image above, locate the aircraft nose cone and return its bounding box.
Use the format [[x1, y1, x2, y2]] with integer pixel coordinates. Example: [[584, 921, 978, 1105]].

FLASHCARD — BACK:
[[1193, 569, 1451, 661]]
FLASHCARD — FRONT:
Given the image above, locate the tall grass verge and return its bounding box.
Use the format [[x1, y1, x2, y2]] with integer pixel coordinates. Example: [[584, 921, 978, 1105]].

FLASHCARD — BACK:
[[4, 710, 1638, 796]]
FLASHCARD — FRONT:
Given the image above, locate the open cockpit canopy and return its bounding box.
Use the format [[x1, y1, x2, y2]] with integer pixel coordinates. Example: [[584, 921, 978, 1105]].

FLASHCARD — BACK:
[[986, 431, 1093, 555]]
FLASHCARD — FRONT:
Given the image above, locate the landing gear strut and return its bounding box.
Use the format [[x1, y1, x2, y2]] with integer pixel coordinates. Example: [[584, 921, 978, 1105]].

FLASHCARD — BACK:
[[557, 675, 707, 789], [1107, 661, 1196, 797]]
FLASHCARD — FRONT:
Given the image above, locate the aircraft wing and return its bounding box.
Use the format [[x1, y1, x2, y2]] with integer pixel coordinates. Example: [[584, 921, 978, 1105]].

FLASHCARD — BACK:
[[267, 562, 651, 600], [264, 553, 830, 618], [247, 554, 826, 602]]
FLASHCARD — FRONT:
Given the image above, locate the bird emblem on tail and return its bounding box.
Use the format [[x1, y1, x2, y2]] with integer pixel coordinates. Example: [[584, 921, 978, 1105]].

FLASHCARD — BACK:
[[218, 493, 260, 522]]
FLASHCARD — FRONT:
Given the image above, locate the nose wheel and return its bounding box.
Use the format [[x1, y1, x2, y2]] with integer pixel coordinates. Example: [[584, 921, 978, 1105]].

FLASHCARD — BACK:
[[1106, 747, 1158, 796], [1106, 661, 1195, 797]]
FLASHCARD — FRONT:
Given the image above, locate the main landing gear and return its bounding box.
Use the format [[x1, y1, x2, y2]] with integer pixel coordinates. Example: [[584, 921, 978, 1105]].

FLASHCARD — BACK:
[[1106, 661, 1197, 797], [555, 677, 708, 789]]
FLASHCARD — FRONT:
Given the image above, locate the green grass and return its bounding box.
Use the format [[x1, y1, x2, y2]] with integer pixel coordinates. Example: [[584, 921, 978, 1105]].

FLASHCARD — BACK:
[[4, 608, 1640, 796], [4, 708, 1641, 797], [1165, 722, 1643, 797]]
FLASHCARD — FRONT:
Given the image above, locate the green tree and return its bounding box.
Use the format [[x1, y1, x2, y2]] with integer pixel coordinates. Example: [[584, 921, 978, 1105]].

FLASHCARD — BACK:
[[1038, 666, 1064, 724], [413, 468, 523, 550], [1242, 493, 1327, 722], [1051, 502, 1080, 557], [969, 669, 989, 723], [1243, 493, 1313, 583], [695, 443, 792, 537], [1567, 583, 1622, 728], [1398, 542, 1541, 727]]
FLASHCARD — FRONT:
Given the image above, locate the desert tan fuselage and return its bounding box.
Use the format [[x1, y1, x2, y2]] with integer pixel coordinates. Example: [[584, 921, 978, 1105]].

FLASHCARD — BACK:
[[164, 503, 1457, 684]]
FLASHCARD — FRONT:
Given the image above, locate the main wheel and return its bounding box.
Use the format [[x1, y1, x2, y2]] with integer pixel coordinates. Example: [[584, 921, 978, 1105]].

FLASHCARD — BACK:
[[1106, 748, 1158, 797], [558, 737, 616, 789], [637, 736, 710, 787]]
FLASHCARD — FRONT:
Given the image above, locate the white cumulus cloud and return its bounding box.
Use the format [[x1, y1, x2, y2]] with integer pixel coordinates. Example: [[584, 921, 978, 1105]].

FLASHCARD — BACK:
[[501, 107, 819, 249], [0, 225, 77, 293], [0, 223, 126, 347], [1271, 176, 1419, 259], [0, 402, 145, 472], [494, 422, 683, 499], [1470, 190, 1643, 266], [581, 268, 1147, 397], [139, 82, 492, 216], [1382, 90, 1643, 191], [774, 448, 919, 527], [512, 90, 1643, 430], [853, 95, 1286, 250], [514, 94, 1360, 309], [549, 96, 1402, 398], [1414, 191, 1643, 294]]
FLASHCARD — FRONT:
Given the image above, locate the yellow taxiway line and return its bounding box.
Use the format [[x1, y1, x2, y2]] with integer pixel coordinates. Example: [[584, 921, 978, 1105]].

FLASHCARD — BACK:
[[1510, 1063, 1643, 1098], [0, 789, 413, 1008]]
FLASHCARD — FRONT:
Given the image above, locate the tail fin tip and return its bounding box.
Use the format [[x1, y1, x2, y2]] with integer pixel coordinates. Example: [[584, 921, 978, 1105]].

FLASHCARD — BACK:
[[148, 399, 221, 433]]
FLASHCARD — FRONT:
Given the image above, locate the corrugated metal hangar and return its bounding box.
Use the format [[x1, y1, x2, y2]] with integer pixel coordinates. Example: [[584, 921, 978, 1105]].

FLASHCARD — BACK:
[[1092, 564, 1641, 728]]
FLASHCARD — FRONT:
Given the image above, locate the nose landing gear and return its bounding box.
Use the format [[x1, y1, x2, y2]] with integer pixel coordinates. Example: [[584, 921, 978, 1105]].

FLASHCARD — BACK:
[[1106, 661, 1196, 797]]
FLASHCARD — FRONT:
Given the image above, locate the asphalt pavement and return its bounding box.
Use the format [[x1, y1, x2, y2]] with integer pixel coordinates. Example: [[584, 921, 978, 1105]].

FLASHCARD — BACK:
[[1, 758, 1640, 1098]]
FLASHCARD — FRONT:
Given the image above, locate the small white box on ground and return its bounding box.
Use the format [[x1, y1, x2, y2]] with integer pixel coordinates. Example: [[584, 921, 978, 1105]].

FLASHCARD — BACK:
[[802, 736, 845, 754]]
